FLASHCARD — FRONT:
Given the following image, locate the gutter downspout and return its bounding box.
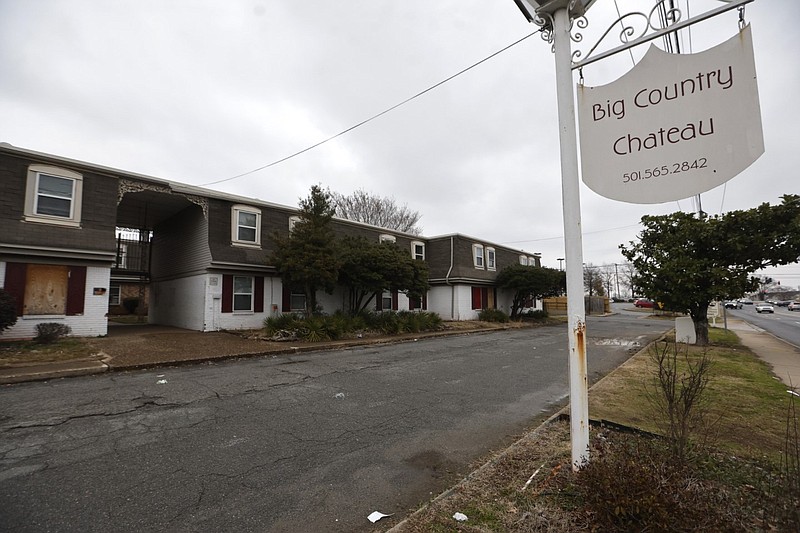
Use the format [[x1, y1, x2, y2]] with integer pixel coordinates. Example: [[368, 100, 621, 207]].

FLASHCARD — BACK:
[[445, 235, 454, 319]]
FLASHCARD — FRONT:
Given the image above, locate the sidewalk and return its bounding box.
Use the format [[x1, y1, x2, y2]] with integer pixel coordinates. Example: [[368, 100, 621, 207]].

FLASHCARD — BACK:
[[724, 318, 800, 387], [0, 322, 501, 385]]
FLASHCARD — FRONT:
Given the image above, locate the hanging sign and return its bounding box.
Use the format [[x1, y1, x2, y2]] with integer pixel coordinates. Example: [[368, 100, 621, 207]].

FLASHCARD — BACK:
[[577, 25, 763, 204]]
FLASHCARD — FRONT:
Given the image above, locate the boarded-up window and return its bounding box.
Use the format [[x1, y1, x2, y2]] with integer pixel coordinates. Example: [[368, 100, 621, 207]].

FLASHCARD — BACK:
[[24, 265, 69, 315], [3, 263, 85, 316], [487, 287, 496, 309]]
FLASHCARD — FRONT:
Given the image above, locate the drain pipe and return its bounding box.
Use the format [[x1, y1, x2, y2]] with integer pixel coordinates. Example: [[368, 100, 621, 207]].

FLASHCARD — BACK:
[[445, 235, 455, 320]]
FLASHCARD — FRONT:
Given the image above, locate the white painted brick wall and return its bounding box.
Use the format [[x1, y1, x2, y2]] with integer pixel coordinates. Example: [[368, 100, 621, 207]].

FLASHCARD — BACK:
[[204, 274, 281, 332], [150, 275, 207, 330], [429, 285, 481, 320]]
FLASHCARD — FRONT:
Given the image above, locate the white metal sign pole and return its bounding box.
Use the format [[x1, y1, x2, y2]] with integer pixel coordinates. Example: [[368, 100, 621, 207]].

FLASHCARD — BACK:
[[552, 6, 589, 469]]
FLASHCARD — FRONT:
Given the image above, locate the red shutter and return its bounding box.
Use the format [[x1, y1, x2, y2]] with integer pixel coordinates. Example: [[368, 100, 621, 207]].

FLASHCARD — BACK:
[[221, 274, 233, 313], [392, 290, 398, 311], [3, 262, 26, 316], [66, 266, 86, 316], [282, 285, 291, 312], [254, 276, 264, 313], [471, 286, 482, 310]]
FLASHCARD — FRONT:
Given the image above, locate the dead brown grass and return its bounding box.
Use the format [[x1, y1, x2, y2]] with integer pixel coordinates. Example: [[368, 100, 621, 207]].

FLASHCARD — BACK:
[[0, 338, 99, 366]]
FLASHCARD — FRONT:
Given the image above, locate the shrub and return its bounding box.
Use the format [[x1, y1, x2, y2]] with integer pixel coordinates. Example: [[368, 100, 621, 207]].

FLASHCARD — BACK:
[[0, 288, 18, 333], [478, 308, 509, 323], [34, 322, 72, 344], [397, 311, 421, 333], [263, 313, 301, 336], [417, 311, 443, 331], [576, 430, 736, 532], [522, 309, 548, 320], [262, 310, 443, 341], [646, 339, 714, 464], [374, 311, 402, 334], [300, 316, 328, 342], [349, 310, 372, 332]]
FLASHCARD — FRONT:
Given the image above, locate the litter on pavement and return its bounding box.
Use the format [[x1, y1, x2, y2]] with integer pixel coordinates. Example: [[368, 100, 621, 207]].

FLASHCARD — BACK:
[[367, 511, 392, 523]]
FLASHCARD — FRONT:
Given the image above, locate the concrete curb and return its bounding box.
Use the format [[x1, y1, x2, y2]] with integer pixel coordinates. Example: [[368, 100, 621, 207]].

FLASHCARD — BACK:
[[0, 327, 507, 385], [0, 359, 109, 384]]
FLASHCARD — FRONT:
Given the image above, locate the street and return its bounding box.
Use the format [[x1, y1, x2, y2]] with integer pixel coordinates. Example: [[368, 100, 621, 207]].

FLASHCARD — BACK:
[[725, 305, 800, 349], [0, 316, 670, 532]]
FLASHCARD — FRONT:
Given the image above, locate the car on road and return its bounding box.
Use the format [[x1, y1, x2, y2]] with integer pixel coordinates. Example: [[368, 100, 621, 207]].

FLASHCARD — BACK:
[[788, 302, 800, 311], [634, 298, 655, 308], [724, 301, 742, 309], [739, 299, 754, 305], [755, 303, 774, 314]]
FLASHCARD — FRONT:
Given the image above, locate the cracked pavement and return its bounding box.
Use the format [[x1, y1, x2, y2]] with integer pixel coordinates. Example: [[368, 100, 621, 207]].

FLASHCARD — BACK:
[[0, 315, 671, 532]]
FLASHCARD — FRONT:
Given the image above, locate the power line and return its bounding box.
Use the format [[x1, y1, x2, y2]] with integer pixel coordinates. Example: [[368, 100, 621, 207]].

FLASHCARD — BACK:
[[201, 29, 543, 187], [501, 224, 642, 245]]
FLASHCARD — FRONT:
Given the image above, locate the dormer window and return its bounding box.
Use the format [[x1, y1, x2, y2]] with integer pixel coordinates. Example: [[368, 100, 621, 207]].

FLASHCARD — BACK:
[[231, 205, 261, 247], [411, 241, 425, 260], [473, 244, 485, 269]]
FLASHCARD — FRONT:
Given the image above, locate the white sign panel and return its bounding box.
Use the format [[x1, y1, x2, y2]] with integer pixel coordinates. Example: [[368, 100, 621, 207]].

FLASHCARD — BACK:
[[578, 25, 763, 204]]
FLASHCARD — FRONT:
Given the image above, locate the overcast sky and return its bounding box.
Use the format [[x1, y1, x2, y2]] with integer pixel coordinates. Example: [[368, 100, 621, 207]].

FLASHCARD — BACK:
[[1, 0, 798, 288]]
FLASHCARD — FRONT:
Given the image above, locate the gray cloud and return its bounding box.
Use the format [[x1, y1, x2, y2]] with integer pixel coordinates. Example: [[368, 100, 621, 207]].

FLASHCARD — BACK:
[[1, 0, 797, 285]]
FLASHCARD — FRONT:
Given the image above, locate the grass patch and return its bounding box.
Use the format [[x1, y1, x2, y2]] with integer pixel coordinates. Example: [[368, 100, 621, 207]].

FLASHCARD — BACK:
[[589, 326, 790, 460], [0, 338, 98, 366]]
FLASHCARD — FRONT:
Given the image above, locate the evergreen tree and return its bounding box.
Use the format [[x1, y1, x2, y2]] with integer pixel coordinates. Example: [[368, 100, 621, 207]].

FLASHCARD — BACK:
[[271, 185, 340, 315], [496, 264, 565, 319], [338, 236, 429, 313]]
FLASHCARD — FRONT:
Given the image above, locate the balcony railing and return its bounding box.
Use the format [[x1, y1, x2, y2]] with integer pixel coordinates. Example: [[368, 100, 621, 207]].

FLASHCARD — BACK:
[[113, 229, 151, 275]]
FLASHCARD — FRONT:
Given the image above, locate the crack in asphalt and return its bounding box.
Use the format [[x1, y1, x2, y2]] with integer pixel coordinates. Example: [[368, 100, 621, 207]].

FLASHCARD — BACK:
[[2, 399, 184, 431]]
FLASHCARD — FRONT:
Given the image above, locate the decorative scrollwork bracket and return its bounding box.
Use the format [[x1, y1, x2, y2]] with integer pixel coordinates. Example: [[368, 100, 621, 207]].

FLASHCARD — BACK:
[[527, 0, 754, 71]]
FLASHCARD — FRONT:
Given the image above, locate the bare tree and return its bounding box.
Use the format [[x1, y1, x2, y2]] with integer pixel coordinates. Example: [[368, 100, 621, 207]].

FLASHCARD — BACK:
[[619, 263, 637, 298], [599, 265, 616, 299], [584, 263, 605, 296], [330, 189, 422, 235]]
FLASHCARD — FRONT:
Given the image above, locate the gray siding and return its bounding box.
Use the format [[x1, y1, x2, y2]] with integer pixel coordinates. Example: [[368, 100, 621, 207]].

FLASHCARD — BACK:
[[151, 204, 212, 280], [426, 235, 539, 284], [0, 152, 117, 257]]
